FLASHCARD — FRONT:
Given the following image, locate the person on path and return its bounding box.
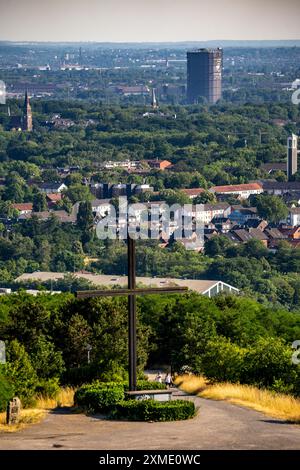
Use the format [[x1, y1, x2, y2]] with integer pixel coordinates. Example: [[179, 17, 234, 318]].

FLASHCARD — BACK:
[[155, 371, 162, 383], [165, 372, 172, 388]]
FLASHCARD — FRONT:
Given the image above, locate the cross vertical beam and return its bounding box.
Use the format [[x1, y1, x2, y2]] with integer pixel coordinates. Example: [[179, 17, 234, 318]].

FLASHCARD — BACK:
[[128, 236, 137, 391]]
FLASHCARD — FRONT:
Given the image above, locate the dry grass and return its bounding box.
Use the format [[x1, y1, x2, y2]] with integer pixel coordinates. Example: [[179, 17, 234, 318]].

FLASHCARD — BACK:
[[35, 387, 75, 410], [0, 387, 76, 433], [0, 409, 45, 433], [174, 374, 300, 423]]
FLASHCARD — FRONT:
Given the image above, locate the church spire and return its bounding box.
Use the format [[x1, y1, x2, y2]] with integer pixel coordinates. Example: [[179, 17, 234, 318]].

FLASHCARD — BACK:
[[151, 88, 158, 110], [22, 89, 33, 131]]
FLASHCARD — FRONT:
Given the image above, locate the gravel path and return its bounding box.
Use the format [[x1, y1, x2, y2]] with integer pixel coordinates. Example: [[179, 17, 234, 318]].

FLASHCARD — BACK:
[[0, 392, 300, 450]]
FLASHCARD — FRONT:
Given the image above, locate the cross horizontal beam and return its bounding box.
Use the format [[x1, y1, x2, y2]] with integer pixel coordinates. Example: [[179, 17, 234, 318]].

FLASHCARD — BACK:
[[75, 286, 188, 299]]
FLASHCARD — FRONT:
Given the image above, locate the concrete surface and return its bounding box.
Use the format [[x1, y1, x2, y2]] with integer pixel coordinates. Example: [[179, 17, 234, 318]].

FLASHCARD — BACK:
[[0, 392, 300, 450]]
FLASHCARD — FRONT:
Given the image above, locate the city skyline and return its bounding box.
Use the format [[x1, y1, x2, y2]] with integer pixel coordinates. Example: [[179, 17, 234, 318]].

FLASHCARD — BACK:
[[0, 0, 299, 43]]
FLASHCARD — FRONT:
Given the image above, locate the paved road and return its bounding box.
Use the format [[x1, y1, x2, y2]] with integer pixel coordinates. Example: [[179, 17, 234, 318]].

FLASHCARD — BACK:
[[0, 393, 300, 450]]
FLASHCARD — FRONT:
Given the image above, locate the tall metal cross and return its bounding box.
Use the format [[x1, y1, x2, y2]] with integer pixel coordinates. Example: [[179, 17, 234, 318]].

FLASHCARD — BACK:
[[75, 237, 188, 391]]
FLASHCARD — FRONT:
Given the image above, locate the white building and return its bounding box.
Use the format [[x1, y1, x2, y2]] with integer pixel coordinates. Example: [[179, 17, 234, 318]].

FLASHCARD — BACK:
[[91, 199, 112, 217], [102, 160, 139, 170], [286, 207, 300, 227], [40, 183, 68, 194], [210, 183, 263, 200]]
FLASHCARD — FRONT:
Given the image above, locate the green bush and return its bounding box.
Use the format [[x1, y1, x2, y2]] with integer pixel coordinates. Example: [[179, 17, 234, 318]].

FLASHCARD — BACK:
[[0, 367, 14, 412], [110, 399, 196, 422], [5, 339, 38, 407], [242, 337, 298, 390], [201, 337, 246, 383], [74, 382, 124, 412], [124, 380, 167, 391], [35, 378, 60, 398]]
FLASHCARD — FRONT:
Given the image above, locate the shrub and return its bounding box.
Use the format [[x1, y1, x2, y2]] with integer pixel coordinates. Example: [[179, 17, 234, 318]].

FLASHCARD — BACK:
[[5, 339, 38, 407], [35, 378, 60, 398], [243, 337, 298, 390], [110, 399, 196, 422], [201, 337, 246, 383], [0, 366, 14, 412], [74, 382, 124, 412], [124, 380, 167, 391], [74, 380, 169, 415]]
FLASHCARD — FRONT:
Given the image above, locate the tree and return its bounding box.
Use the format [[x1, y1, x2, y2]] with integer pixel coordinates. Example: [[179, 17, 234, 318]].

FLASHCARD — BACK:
[[64, 314, 93, 367], [64, 184, 92, 204], [6, 339, 38, 406], [30, 335, 65, 379], [252, 194, 288, 224], [194, 191, 216, 204], [33, 192, 47, 212], [0, 366, 14, 411], [77, 201, 94, 243], [204, 235, 233, 257], [201, 337, 246, 383], [243, 337, 297, 391], [160, 189, 190, 205]]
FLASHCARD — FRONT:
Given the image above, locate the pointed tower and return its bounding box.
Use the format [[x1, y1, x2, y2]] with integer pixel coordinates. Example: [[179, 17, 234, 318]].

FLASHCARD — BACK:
[[151, 88, 158, 110], [287, 134, 298, 181], [22, 90, 33, 131]]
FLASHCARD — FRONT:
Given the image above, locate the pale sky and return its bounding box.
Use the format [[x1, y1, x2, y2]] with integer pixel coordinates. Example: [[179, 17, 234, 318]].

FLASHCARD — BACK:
[[0, 0, 299, 42]]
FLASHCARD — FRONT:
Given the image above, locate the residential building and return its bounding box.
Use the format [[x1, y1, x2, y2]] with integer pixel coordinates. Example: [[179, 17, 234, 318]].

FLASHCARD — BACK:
[[101, 160, 139, 170], [244, 219, 268, 231], [145, 159, 172, 170], [91, 199, 112, 217], [261, 162, 286, 175], [211, 217, 233, 233], [280, 226, 300, 240], [181, 188, 205, 199], [286, 207, 300, 227], [229, 206, 258, 225], [46, 193, 62, 208], [262, 181, 300, 195], [187, 48, 222, 104], [226, 228, 268, 246], [210, 183, 263, 199], [194, 203, 231, 224], [264, 227, 287, 248], [19, 210, 76, 224], [39, 182, 67, 194], [11, 203, 33, 215]]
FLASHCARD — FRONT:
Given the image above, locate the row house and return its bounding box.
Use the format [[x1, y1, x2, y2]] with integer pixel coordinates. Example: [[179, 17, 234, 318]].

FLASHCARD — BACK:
[[261, 181, 300, 196], [210, 183, 263, 200], [181, 188, 205, 199]]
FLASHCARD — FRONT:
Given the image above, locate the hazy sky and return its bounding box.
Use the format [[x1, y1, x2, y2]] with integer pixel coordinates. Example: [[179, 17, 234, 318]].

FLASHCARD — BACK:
[[0, 0, 299, 42]]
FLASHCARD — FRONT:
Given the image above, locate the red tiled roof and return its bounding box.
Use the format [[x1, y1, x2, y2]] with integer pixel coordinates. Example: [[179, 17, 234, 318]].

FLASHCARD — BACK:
[[211, 183, 262, 193], [46, 193, 62, 202], [182, 188, 205, 196], [11, 203, 33, 211]]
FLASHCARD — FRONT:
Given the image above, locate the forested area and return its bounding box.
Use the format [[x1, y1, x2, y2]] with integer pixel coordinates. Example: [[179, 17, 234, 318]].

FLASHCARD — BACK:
[[0, 101, 298, 183], [1, 291, 300, 410]]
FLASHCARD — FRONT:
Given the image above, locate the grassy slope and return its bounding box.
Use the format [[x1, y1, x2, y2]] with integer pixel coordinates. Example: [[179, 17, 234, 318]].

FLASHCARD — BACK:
[[175, 375, 300, 423]]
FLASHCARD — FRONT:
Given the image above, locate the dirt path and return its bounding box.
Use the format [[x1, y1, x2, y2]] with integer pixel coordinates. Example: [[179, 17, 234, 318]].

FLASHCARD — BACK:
[[0, 392, 300, 450]]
